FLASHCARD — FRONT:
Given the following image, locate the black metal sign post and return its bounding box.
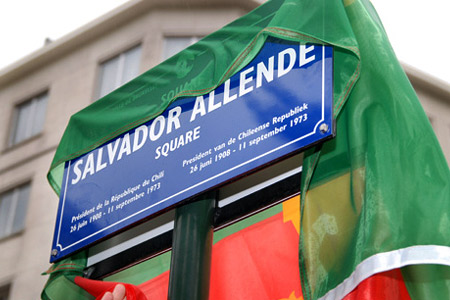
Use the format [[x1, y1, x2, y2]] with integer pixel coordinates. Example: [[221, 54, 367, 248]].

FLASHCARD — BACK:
[[168, 190, 216, 300]]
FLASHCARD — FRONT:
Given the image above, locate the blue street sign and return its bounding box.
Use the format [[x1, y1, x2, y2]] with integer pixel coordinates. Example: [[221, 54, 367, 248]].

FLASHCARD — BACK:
[[51, 39, 333, 262]]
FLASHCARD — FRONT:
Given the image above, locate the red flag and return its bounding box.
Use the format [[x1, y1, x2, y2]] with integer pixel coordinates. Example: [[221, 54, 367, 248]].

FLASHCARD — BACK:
[[137, 271, 169, 299], [343, 269, 411, 300], [137, 196, 303, 300]]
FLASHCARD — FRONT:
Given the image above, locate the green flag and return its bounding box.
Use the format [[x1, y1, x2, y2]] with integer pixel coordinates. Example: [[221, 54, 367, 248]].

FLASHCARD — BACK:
[[299, 0, 450, 299], [41, 251, 93, 300]]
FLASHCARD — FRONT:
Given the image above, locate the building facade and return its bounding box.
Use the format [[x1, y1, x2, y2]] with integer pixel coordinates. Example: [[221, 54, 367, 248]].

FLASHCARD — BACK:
[[0, 1, 448, 299], [404, 64, 450, 163], [0, 1, 259, 299]]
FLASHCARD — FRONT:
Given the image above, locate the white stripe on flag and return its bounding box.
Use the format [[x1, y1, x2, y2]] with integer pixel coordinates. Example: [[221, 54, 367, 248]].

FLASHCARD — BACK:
[[319, 245, 450, 300]]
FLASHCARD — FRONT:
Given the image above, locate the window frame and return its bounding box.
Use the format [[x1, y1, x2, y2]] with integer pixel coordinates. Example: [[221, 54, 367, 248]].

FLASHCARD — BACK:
[[0, 183, 31, 240], [162, 36, 203, 60], [7, 92, 48, 147], [95, 44, 142, 100]]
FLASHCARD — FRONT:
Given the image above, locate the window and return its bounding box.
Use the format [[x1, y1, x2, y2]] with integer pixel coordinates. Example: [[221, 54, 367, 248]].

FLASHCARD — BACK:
[[97, 45, 142, 99], [0, 183, 30, 239], [163, 36, 202, 60], [0, 284, 10, 300], [8, 93, 48, 146]]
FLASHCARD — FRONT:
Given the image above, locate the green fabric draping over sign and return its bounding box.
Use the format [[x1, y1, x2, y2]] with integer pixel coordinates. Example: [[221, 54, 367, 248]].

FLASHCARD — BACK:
[[299, 0, 450, 300], [47, 0, 360, 195], [41, 251, 93, 300], [44, 0, 450, 299]]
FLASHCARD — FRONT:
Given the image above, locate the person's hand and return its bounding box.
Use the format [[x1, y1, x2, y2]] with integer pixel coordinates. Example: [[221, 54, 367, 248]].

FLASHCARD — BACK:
[[101, 284, 126, 300]]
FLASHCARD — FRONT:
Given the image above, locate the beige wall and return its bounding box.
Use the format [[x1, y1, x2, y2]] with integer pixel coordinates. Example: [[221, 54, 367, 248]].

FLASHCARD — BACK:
[[0, 4, 249, 299], [417, 89, 450, 164], [405, 65, 450, 165]]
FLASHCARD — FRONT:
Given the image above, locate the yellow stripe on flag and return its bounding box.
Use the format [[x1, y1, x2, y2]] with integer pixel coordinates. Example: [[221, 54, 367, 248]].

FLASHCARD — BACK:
[[283, 195, 301, 234], [302, 168, 364, 292]]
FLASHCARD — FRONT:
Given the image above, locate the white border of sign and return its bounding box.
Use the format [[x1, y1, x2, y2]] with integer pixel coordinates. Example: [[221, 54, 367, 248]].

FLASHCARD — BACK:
[[55, 46, 328, 253]]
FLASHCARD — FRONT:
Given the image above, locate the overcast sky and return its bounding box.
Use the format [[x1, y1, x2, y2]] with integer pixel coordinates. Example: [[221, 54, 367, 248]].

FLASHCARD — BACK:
[[0, 0, 449, 84]]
